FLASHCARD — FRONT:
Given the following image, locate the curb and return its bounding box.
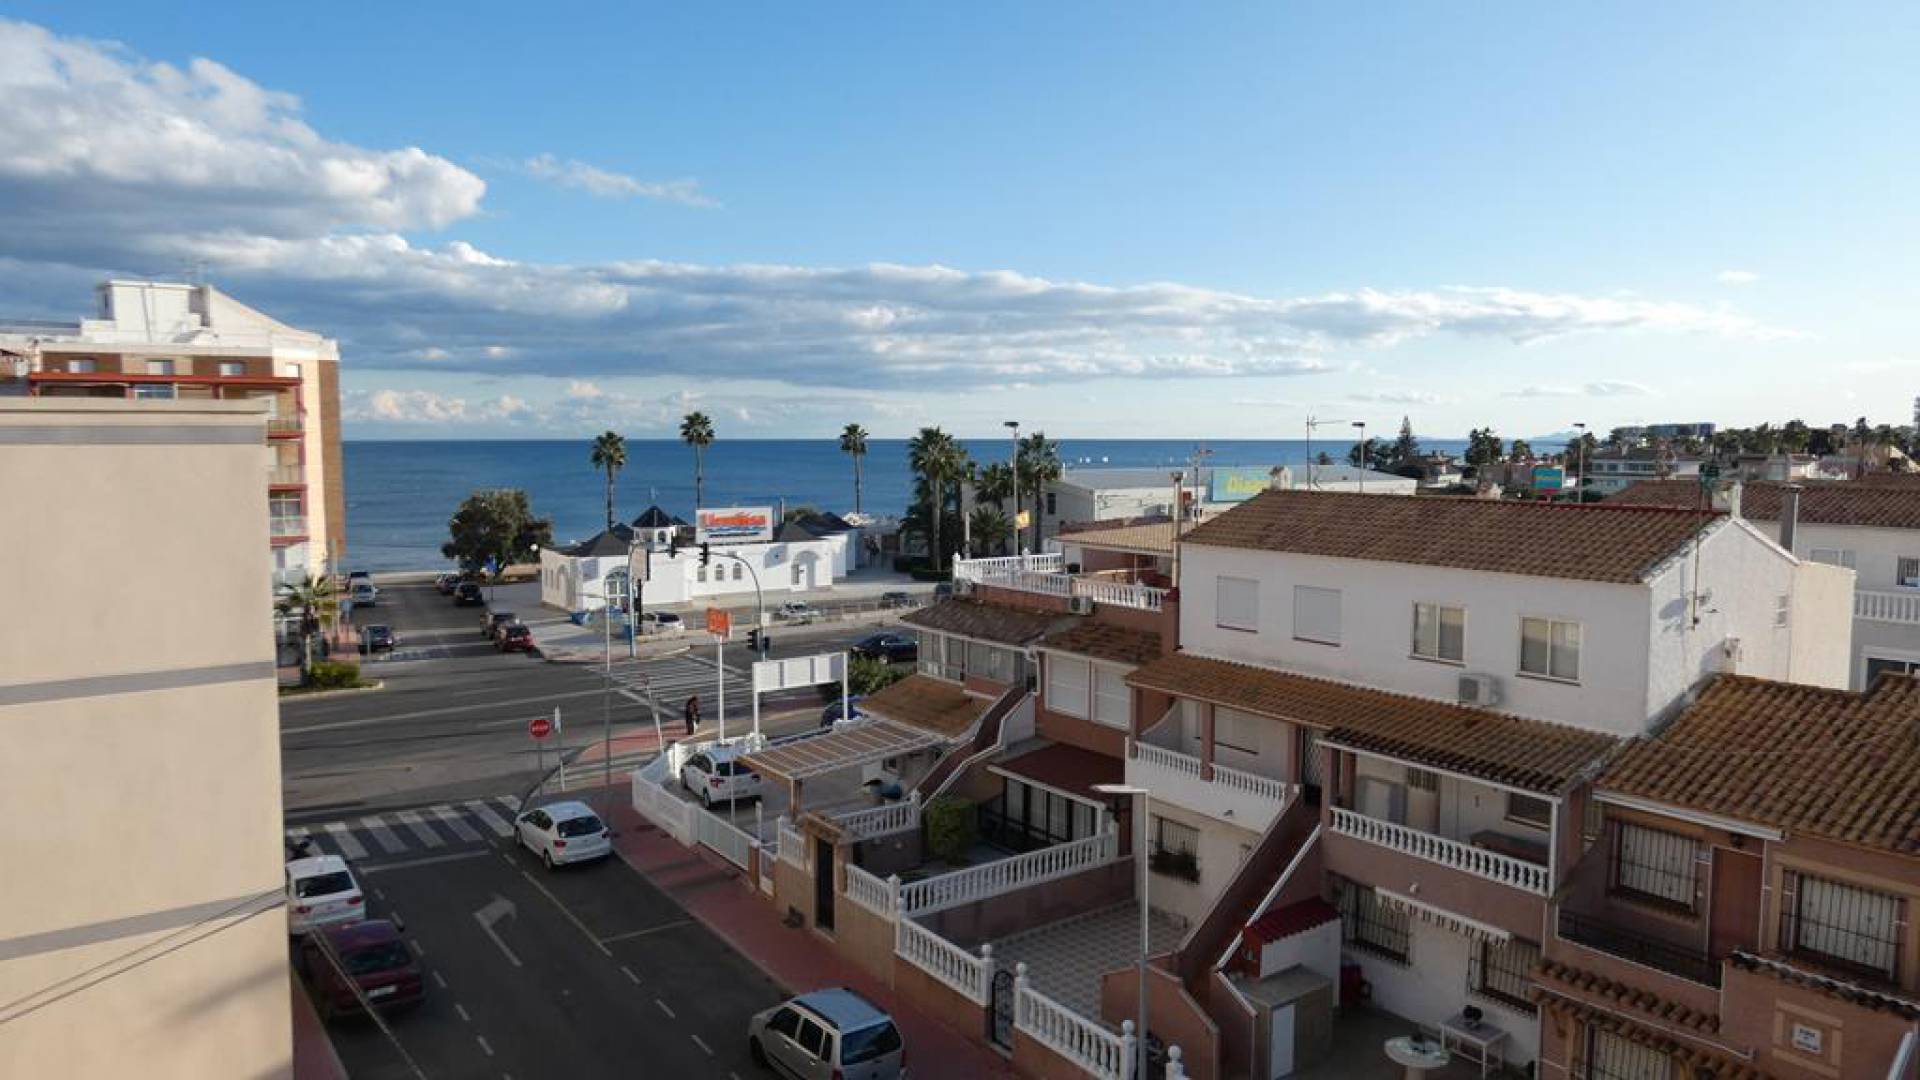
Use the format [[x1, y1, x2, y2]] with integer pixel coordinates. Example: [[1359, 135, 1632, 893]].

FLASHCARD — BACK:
[[278, 680, 386, 703]]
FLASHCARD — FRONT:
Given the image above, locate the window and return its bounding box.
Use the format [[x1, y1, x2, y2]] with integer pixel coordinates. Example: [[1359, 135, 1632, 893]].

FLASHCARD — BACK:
[[1866, 656, 1920, 686], [733, 564, 744, 581], [1149, 816, 1200, 883], [1586, 1029, 1673, 1080], [985, 779, 1100, 852], [69, 357, 97, 373], [1407, 769, 1439, 793], [791, 562, 803, 585], [1519, 617, 1580, 682], [795, 1017, 831, 1060], [1047, 656, 1091, 718], [1356, 776, 1407, 825], [1337, 880, 1410, 963], [1293, 586, 1341, 645], [840, 1022, 902, 1066], [1610, 822, 1698, 911], [1901, 558, 1920, 589], [1506, 793, 1551, 830], [767, 1007, 801, 1040], [1412, 603, 1466, 662], [1809, 548, 1857, 570], [1775, 593, 1791, 628], [1779, 870, 1902, 981], [1093, 666, 1130, 730], [1470, 937, 1540, 1013], [133, 383, 176, 399], [145, 358, 175, 375], [1046, 492, 1057, 515], [218, 361, 245, 376], [1216, 576, 1258, 631], [1213, 708, 1261, 755], [696, 567, 707, 582]]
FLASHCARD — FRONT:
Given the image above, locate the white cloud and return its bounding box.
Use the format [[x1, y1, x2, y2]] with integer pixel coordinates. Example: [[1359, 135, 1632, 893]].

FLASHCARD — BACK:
[[565, 379, 604, 399], [1347, 389, 1450, 405], [1505, 380, 1653, 398], [1716, 269, 1760, 285], [520, 154, 717, 208]]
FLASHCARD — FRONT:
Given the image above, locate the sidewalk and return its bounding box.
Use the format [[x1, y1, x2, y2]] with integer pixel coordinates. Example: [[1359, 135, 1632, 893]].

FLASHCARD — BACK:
[[289, 969, 348, 1080], [605, 798, 1014, 1079]]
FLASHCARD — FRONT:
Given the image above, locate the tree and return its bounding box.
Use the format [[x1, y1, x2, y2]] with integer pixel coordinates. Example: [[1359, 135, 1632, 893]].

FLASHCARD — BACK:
[[908, 427, 967, 571], [968, 506, 1013, 556], [680, 411, 715, 510], [839, 422, 869, 515], [1016, 431, 1063, 553], [1509, 438, 1534, 460], [441, 489, 554, 575], [274, 573, 336, 675], [1315, 450, 1334, 467], [848, 654, 906, 696], [1392, 416, 1420, 465], [1465, 428, 1505, 471], [975, 461, 1016, 509], [782, 504, 823, 524], [589, 430, 627, 532]]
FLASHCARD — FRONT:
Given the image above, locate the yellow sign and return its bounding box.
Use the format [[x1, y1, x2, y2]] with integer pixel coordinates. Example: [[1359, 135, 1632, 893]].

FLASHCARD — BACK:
[[1015, 510, 1031, 529]]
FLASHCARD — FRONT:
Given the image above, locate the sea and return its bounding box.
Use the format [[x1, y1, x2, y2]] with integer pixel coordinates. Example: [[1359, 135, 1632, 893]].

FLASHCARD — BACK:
[[344, 437, 1473, 572]]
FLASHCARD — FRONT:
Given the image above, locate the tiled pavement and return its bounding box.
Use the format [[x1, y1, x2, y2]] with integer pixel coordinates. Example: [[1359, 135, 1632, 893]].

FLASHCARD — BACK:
[[987, 902, 1186, 1020]]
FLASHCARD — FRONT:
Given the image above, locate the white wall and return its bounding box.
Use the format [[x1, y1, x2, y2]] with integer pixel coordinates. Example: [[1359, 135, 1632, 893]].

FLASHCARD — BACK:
[[1177, 700, 1293, 782], [543, 535, 849, 611], [1350, 920, 1541, 1068], [1258, 919, 1341, 988], [1144, 799, 1261, 929]]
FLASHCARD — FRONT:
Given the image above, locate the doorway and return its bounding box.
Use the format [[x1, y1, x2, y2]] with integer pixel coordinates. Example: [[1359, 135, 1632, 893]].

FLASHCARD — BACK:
[[814, 837, 836, 932], [1709, 848, 1763, 959]]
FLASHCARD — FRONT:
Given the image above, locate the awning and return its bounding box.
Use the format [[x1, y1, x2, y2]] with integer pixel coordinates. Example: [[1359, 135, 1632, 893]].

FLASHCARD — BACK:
[[740, 721, 947, 783], [989, 742, 1123, 806], [1376, 888, 1510, 943]]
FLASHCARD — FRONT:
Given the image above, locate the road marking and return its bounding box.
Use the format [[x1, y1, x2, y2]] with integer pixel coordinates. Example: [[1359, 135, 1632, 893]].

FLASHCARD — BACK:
[[691, 1034, 713, 1056], [476, 1035, 494, 1057], [517, 869, 612, 956], [322, 821, 368, 860], [374, 887, 386, 901], [433, 805, 483, 843], [655, 998, 676, 1019], [358, 816, 409, 854], [360, 848, 491, 875], [455, 1003, 471, 1023], [393, 809, 445, 848], [433, 971, 447, 989], [283, 687, 611, 732], [474, 895, 522, 968], [408, 939, 426, 958], [598, 919, 693, 945], [467, 799, 515, 837], [621, 965, 640, 985]]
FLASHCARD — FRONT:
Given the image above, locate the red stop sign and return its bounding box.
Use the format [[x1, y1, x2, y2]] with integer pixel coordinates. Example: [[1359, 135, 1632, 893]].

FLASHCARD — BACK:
[[528, 716, 554, 740]]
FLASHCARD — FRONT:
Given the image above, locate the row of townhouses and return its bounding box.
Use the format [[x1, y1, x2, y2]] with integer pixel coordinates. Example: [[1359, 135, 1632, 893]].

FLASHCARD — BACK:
[[626, 481, 1920, 1080]]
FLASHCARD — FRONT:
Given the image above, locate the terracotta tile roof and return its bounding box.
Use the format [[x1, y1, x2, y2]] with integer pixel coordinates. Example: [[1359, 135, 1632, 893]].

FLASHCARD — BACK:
[[1599, 674, 1920, 853], [1533, 960, 1720, 1033], [1040, 622, 1162, 666], [989, 742, 1123, 803], [901, 597, 1065, 646], [1179, 489, 1716, 583], [861, 674, 992, 738], [1728, 951, 1920, 1020], [1126, 653, 1618, 793], [1533, 993, 1768, 1079], [1611, 478, 1920, 529], [1057, 519, 1177, 555], [1243, 897, 1340, 947]]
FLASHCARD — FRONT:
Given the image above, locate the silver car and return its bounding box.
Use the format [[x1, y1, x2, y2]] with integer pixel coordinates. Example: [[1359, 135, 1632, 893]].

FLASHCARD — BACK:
[[748, 988, 905, 1079]]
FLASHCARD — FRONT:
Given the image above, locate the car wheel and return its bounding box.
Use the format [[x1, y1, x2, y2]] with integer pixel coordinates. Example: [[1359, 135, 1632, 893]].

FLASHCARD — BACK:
[[542, 849, 554, 870], [749, 1037, 767, 1066], [700, 787, 711, 809]]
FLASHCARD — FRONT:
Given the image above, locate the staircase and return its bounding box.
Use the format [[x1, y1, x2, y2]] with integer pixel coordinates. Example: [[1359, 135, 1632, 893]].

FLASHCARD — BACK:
[[915, 682, 1026, 801], [1171, 793, 1318, 984]]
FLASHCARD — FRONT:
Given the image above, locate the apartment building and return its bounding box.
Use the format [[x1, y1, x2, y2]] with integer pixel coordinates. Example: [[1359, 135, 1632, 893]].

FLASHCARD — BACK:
[[0, 280, 346, 583], [0, 399, 288, 1078], [1542, 674, 1920, 1080], [1582, 448, 1706, 495], [1615, 479, 1920, 689]]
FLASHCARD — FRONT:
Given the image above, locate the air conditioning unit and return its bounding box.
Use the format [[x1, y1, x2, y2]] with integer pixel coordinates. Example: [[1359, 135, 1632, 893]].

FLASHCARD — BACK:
[[1068, 596, 1094, 615], [953, 579, 975, 597], [1457, 673, 1500, 707]]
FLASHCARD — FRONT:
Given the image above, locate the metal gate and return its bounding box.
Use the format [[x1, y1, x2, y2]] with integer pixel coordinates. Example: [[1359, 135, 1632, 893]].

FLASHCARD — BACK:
[[990, 968, 1015, 1048]]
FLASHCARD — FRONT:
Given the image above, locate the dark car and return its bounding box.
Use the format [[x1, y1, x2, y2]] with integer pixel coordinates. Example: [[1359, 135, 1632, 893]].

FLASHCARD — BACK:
[[932, 582, 954, 599], [484, 611, 517, 640], [879, 590, 913, 609], [852, 632, 917, 664], [453, 581, 484, 606], [363, 625, 396, 654], [434, 573, 460, 595], [497, 623, 535, 653], [820, 696, 867, 728], [297, 919, 424, 1020]]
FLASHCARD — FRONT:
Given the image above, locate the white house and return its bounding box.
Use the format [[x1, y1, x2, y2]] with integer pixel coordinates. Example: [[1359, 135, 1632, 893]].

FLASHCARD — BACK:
[[1041, 464, 1413, 543], [539, 507, 856, 613]]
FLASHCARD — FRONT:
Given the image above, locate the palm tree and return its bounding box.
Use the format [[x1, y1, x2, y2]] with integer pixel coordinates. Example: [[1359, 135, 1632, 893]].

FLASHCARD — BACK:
[[274, 573, 337, 675], [679, 412, 715, 510], [969, 506, 1013, 556], [1016, 431, 1063, 554], [976, 461, 1016, 508], [589, 430, 627, 532], [908, 427, 967, 572], [839, 423, 869, 515]]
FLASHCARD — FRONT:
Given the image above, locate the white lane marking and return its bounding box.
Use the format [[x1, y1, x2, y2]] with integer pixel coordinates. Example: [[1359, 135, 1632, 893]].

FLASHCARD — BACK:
[[517, 869, 612, 956], [621, 965, 640, 985], [284, 687, 609, 731], [474, 896, 522, 968], [323, 821, 368, 860], [359, 849, 491, 876], [394, 809, 445, 848], [655, 998, 676, 1019], [467, 800, 515, 838], [598, 920, 692, 945], [433, 804, 483, 843], [374, 887, 386, 901], [358, 816, 409, 854], [408, 939, 426, 958], [455, 1003, 471, 1023], [433, 971, 447, 990], [476, 1035, 494, 1057], [691, 1034, 713, 1056]]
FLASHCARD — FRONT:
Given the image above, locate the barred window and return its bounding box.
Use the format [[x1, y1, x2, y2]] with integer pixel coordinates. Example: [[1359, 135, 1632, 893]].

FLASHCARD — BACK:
[[1469, 937, 1539, 1013], [1586, 1029, 1673, 1080], [1506, 793, 1551, 830], [1337, 880, 1410, 963], [1610, 822, 1697, 911], [1779, 870, 1903, 982], [1149, 816, 1200, 883]]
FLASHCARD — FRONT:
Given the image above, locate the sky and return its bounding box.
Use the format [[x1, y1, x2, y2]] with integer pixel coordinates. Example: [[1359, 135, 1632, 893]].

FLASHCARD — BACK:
[[0, 3, 1915, 440]]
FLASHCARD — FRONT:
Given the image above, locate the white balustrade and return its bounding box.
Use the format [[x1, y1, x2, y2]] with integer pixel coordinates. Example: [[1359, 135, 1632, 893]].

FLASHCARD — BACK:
[[1070, 576, 1167, 612], [843, 863, 900, 919], [832, 792, 922, 842], [693, 805, 756, 870], [1014, 965, 1135, 1080], [951, 552, 1165, 610], [1133, 741, 1203, 779], [1331, 807, 1549, 895], [1212, 760, 1294, 805], [895, 920, 994, 1006], [779, 816, 808, 869], [1856, 589, 1920, 625], [954, 554, 1065, 582], [900, 828, 1118, 917], [1126, 742, 1294, 831]]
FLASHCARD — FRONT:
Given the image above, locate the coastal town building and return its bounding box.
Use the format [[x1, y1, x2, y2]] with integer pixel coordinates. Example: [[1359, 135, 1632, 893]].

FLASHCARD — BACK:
[[0, 280, 346, 585], [0, 398, 288, 1079], [1581, 445, 1706, 495], [1040, 464, 1414, 544]]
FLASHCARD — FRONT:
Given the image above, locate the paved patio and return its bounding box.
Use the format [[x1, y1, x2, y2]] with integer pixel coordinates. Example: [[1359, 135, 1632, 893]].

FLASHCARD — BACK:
[[987, 903, 1185, 1019], [1295, 1007, 1511, 1080]]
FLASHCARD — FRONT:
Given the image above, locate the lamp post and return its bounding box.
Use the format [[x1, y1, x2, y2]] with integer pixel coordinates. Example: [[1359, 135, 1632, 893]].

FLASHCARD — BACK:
[[1352, 421, 1368, 493], [1093, 781, 1151, 1080], [1005, 420, 1021, 556], [1572, 422, 1589, 502]]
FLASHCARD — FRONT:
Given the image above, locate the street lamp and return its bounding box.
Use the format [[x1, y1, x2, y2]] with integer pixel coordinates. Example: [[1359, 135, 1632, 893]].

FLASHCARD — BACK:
[[1352, 421, 1368, 493], [1005, 420, 1021, 556], [1092, 781, 1151, 1079], [1572, 422, 1589, 502]]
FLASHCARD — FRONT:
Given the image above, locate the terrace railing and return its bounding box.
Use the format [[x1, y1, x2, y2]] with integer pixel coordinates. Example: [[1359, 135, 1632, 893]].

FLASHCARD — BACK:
[[895, 920, 994, 1006], [1331, 807, 1549, 895], [900, 826, 1118, 917], [1015, 966, 1136, 1080]]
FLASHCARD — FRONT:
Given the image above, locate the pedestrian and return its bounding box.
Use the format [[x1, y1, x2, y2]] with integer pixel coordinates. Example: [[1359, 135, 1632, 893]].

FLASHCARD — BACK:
[[683, 694, 700, 737]]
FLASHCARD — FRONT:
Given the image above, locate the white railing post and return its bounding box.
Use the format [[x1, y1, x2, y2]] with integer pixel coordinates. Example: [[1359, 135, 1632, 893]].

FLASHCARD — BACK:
[[1119, 1020, 1137, 1080], [1166, 1044, 1184, 1079], [1331, 806, 1548, 895]]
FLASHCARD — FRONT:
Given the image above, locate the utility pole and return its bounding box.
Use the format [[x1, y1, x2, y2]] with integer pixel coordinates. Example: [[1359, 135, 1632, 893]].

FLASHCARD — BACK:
[[1352, 421, 1368, 493], [1572, 422, 1589, 502], [1304, 416, 1347, 490], [1005, 420, 1021, 554]]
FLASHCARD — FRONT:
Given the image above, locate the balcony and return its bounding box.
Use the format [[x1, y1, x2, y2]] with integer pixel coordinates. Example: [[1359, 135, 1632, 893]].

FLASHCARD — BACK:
[[1329, 807, 1550, 896], [268, 464, 305, 486], [1856, 589, 1920, 625], [267, 415, 304, 438], [952, 554, 1168, 612], [1126, 740, 1295, 831], [1557, 908, 1721, 988]]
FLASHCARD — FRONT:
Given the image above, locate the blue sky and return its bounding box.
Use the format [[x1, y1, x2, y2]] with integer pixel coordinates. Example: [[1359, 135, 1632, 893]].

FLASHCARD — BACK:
[[1, 3, 1914, 439]]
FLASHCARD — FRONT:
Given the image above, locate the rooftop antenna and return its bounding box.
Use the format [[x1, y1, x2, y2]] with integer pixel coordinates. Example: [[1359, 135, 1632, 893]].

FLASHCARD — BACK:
[[1304, 416, 1347, 490]]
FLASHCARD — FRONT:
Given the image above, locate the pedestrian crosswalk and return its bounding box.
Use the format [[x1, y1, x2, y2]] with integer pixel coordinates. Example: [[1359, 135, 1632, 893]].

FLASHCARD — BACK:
[[286, 796, 523, 862], [603, 652, 753, 709]]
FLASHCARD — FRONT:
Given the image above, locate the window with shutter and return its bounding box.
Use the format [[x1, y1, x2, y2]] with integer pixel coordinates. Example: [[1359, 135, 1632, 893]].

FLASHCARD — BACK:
[[1293, 586, 1342, 645], [1092, 666, 1131, 729], [1046, 656, 1091, 718], [1216, 576, 1259, 631]]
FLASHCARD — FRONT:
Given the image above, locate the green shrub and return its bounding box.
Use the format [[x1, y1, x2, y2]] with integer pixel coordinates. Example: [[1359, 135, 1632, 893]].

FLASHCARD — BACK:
[[924, 795, 977, 865], [307, 660, 364, 690], [848, 654, 906, 696]]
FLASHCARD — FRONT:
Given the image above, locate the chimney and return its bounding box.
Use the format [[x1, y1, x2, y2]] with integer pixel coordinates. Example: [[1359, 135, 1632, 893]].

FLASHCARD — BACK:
[[1711, 479, 1742, 518], [1779, 484, 1802, 553]]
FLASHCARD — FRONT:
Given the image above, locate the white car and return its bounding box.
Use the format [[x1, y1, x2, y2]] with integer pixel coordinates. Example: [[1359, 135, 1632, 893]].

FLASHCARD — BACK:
[[515, 800, 612, 869], [350, 582, 378, 607], [777, 601, 816, 622], [640, 611, 685, 635], [286, 855, 365, 935], [680, 746, 764, 808]]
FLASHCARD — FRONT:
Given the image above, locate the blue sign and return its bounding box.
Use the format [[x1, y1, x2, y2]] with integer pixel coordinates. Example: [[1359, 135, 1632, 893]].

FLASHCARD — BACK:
[[1207, 467, 1272, 503]]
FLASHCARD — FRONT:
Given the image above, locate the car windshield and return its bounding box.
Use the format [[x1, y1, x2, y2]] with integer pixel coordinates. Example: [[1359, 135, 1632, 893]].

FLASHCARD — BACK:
[[295, 871, 354, 898], [507, 627, 528, 637], [839, 1021, 903, 1065], [556, 815, 604, 837], [342, 941, 412, 976]]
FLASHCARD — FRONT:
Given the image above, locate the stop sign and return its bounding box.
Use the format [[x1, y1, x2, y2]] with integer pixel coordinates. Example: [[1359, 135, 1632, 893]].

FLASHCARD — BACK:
[[528, 716, 554, 740]]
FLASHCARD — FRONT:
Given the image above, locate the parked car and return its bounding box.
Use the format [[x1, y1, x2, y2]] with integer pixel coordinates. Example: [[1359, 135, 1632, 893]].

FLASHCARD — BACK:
[[640, 610, 685, 635], [286, 855, 365, 936], [483, 610, 516, 639], [932, 582, 954, 599], [350, 582, 378, 607], [777, 601, 817, 622], [497, 623, 535, 653], [680, 745, 764, 808], [515, 800, 612, 869], [434, 573, 460, 595], [347, 570, 371, 584], [297, 918, 424, 1019], [363, 624, 396, 654], [453, 581, 484, 606], [748, 988, 905, 1080], [820, 696, 866, 728], [852, 632, 917, 664], [879, 590, 913, 609]]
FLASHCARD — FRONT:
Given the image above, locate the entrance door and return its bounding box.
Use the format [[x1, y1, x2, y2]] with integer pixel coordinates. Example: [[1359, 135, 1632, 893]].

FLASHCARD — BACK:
[[1299, 728, 1324, 803], [1269, 1003, 1294, 1078], [814, 837, 836, 932], [990, 969, 1015, 1048], [1708, 848, 1763, 959]]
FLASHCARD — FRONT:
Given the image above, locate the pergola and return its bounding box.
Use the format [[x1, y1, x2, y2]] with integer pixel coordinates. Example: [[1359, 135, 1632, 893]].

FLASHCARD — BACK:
[[739, 720, 947, 806]]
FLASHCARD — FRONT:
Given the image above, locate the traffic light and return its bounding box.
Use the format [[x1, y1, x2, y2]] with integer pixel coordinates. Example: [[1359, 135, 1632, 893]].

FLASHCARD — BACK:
[[747, 628, 760, 652], [667, 536, 679, 559], [700, 542, 711, 567]]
